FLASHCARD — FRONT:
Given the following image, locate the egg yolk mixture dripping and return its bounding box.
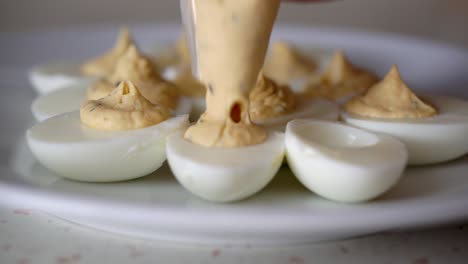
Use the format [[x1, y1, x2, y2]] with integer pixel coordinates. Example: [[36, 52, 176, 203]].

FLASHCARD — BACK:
[[263, 41, 317, 85], [345, 65, 438, 119], [184, 0, 280, 148], [249, 73, 296, 121], [81, 28, 133, 78], [80, 80, 171, 130], [87, 45, 178, 110], [305, 51, 377, 100]]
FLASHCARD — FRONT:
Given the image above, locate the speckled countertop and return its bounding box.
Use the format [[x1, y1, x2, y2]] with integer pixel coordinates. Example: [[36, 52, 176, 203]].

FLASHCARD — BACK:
[[0, 205, 467, 264], [1, 1, 468, 263]]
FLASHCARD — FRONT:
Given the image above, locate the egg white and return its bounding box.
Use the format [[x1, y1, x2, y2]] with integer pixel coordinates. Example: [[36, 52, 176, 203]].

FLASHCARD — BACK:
[[29, 62, 96, 94], [166, 131, 285, 202], [31, 83, 87, 122], [342, 95, 468, 165], [31, 83, 193, 122], [285, 120, 407, 202], [27, 112, 189, 182]]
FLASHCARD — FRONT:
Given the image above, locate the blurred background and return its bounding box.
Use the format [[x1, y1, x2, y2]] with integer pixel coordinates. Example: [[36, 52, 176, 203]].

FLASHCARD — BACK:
[[1, 0, 468, 47]]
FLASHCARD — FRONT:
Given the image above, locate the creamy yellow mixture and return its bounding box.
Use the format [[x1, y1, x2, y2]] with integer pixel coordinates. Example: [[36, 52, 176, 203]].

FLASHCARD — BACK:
[[184, 0, 280, 148], [87, 45, 178, 110], [263, 41, 317, 85], [80, 81, 170, 130], [345, 65, 438, 119], [249, 73, 296, 121], [305, 51, 377, 100], [81, 28, 133, 77]]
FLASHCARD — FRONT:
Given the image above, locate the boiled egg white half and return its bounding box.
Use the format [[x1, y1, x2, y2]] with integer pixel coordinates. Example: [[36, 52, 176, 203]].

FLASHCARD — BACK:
[[31, 83, 193, 122], [285, 120, 407, 203], [342, 95, 468, 165], [29, 62, 97, 94], [166, 131, 285, 202], [255, 99, 339, 132], [27, 112, 189, 182]]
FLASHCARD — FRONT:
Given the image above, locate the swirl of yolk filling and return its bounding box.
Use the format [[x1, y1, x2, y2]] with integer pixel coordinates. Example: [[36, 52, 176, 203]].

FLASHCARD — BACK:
[[80, 80, 171, 130], [249, 73, 296, 121], [81, 27, 133, 78], [304, 51, 378, 100], [344, 65, 438, 119], [263, 41, 317, 85], [86, 45, 179, 110]]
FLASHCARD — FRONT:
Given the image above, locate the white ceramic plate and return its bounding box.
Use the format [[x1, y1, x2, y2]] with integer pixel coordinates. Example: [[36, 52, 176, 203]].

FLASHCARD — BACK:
[[1, 24, 468, 245]]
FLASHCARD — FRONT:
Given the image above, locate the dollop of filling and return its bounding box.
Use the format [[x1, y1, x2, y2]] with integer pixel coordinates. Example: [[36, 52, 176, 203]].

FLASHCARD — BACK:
[[304, 51, 377, 100], [249, 73, 296, 121], [80, 81, 171, 130], [263, 41, 317, 84], [81, 28, 133, 78], [184, 98, 267, 148], [344, 65, 438, 119], [87, 45, 179, 110]]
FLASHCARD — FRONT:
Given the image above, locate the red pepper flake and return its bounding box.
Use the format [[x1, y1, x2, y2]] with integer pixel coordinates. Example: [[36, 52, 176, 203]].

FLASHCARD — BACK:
[[13, 209, 30, 216], [288, 255, 305, 264], [55, 253, 81, 264], [211, 248, 221, 257], [2, 244, 12, 252], [16, 258, 31, 264], [413, 257, 430, 264], [129, 250, 145, 258], [451, 246, 461, 253], [339, 245, 349, 254], [126, 245, 145, 258], [55, 256, 68, 264], [71, 254, 81, 261]]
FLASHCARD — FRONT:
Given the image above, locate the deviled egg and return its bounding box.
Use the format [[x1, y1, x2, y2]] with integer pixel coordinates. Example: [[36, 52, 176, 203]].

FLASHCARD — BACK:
[[27, 81, 189, 182], [86, 44, 179, 109], [303, 51, 378, 103], [342, 65, 468, 165], [286, 120, 407, 202], [263, 41, 318, 92], [28, 28, 133, 94], [31, 44, 193, 122], [30, 83, 192, 122], [250, 73, 339, 131]]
